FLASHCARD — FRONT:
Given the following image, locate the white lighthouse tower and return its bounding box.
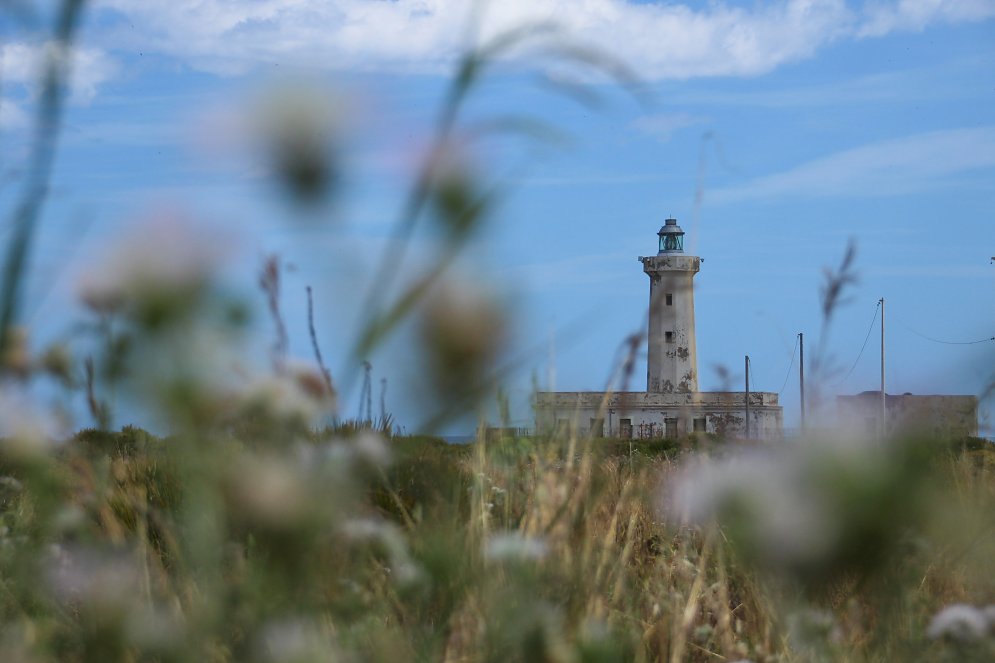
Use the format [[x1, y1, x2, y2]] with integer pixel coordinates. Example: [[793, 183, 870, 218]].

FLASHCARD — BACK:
[[640, 218, 700, 393], [535, 215, 782, 441]]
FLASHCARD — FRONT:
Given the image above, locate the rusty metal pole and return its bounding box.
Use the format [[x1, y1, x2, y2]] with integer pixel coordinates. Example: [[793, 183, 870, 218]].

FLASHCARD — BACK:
[[880, 297, 886, 438], [798, 332, 805, 433], [745, 355, 750, 439]]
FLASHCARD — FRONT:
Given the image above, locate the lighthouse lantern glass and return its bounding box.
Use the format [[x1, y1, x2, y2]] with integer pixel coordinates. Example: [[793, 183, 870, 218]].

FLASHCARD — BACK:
[[660, 233, 683, 253]]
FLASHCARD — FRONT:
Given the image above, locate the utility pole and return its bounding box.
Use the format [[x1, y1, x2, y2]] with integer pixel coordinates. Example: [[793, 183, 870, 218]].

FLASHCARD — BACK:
[[745, 355, 750, 439], [880, 298, 886, 438], [798, 332, 805, 433], [379, 378, 387, 421], [359, 361, 373, 424]]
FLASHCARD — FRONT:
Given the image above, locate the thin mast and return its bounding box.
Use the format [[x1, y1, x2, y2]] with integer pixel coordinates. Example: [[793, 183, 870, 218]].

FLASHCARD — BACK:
[[798, 332, 805, 433], [745, 355, 751, 439], [880, 297, 886, 438]]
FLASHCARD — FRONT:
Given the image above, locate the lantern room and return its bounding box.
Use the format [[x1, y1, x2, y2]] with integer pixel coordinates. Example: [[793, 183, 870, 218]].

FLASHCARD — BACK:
[[657, 218, 685, 254]]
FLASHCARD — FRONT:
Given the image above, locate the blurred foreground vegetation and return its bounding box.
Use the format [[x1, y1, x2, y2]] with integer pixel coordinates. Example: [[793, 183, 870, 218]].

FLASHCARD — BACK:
[[1, 426, 993, 662]]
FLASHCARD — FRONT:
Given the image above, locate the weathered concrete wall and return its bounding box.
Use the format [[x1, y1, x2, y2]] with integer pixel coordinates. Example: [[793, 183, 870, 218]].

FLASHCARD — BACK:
[[640, 254, 700, 394], [535, 391, 783, 440], [837, 392, 978, 438]]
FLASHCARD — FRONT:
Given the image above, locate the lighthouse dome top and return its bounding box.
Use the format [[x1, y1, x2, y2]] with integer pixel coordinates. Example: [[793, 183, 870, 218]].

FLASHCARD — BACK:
[[657, 218, 685, 254]]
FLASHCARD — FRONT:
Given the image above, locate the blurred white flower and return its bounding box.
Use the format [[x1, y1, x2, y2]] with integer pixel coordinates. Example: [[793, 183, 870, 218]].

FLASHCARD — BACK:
[[484, 532, 547, 563], [77, 211, 228, 315], [225, 456, 311, 529], [787, 608, 843, 647], [239, 362, 334, 423], [420, 280, 508, 398], [665, 435, 917, 581], [50, 505, 87, 536], [258, 618, 338, 663], [353, 430, 391, 467], [926, 604, 994, 642], [294, 434, 389, 491], [425, 139, 489, 240], [45, 546, 141, 618], [124, 606, 185, 655], [341, 518, 420, 584], [255, 82, 344, 205], [668, 451, 839, 570]]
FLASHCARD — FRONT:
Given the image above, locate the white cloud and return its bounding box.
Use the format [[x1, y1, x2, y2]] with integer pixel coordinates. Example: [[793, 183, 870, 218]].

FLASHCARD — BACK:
[[674, 68, 944, 108], [631, 112, 707, 142], [707, 126, 995, 204], [859, 0, 995, 37], [89, 1, 994, 81], [1, 41, 118, 103]]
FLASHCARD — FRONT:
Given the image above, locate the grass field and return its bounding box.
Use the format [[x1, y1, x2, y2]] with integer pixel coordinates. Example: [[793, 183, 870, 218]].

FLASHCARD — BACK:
[[1, 426, 992, 662]]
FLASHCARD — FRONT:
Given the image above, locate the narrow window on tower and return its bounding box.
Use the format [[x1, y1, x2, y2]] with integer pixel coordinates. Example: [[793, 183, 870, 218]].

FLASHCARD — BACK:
[[665, 331, 674, 343], [666, 293, 673, 306]]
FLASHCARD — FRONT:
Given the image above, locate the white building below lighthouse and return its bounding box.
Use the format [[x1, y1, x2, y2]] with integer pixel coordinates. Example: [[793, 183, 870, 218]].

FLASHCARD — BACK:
[[535, 219, 783, 440]]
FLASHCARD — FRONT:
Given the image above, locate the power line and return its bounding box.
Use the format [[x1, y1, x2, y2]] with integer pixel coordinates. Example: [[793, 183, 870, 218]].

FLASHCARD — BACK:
[[838, 301, 880, 385], [894, 315, 995, 346], [777, 334, 799, 395]]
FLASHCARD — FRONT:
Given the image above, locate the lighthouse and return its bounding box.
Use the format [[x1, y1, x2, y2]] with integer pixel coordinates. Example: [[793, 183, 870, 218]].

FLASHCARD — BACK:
[[534, 214, 782, 441], [640, 218, 699, 393]]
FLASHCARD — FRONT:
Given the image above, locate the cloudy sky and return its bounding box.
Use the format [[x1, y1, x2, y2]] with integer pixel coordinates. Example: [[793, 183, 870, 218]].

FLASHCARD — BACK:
[[2, 0, 994, 433]]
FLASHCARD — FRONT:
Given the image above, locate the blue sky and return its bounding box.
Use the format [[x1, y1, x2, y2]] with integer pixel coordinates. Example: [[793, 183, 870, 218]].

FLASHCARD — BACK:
[[2, 1, 994, 435]]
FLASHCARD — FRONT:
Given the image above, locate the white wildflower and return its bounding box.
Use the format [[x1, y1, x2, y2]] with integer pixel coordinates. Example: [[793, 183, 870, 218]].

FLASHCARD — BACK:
[[311, 432, 390, 473], [341, 518, 421, 585], [239, 362, 333, 423], [666, 435, 908, 577], [420, 280, 507, 396], [788, 608, 842, 647], [125, 606, 185, 654], [484, 532, 547, 563], [50, 505, 87, 535], [77, 212, 227, 314], [257, 619, 337, 663], [341, 517, 403, 543], [45, 546, 141, 617], [927, 604, 992, 642], [668, 451, 839, 570], [255, 82, 344, 205], [354, 431, 391, 467], [225, 456, 310, 528]]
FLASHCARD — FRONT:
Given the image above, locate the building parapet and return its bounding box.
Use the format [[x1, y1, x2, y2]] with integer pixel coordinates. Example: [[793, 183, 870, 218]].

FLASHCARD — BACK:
[[535, 390, 780, 409], [837, 392, 978, 437]]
